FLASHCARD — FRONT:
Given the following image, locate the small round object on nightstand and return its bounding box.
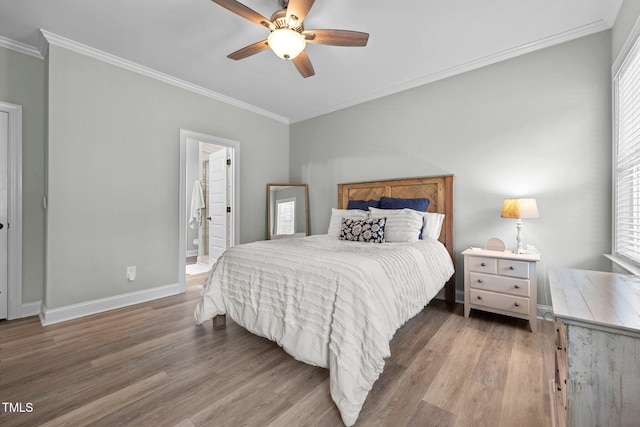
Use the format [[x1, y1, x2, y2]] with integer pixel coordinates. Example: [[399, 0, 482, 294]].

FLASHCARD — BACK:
[[485, 238, 505, 251]]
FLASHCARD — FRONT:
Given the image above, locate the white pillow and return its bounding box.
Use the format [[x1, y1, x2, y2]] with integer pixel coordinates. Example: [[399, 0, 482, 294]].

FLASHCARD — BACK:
[[328, 208, 369, 237], [369, 208, 424, 242], [421, 212, 445, 240]]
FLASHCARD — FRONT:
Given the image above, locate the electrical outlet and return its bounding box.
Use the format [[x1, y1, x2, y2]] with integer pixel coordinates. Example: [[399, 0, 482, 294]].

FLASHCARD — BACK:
[[127, 266, 136, 282]]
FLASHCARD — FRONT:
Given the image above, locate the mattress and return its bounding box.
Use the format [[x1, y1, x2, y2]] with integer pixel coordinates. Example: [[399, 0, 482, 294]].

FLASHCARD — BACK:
[[194, 234, 454, 425]]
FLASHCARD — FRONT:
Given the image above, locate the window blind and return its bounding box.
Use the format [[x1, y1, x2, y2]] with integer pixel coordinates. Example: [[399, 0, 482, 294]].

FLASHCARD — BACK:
[[614, 35, 640, 265]]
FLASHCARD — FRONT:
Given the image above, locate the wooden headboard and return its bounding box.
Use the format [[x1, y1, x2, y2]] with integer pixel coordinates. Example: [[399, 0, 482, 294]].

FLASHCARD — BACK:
[[338, 175, 455, 303]]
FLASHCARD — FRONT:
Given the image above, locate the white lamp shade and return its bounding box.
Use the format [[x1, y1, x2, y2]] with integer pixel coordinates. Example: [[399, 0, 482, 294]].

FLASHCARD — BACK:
[[501, 198, 539, 219], [268, 29, 306, 60]]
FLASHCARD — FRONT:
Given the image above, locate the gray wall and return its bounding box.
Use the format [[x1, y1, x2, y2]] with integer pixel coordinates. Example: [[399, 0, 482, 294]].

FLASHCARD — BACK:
[[0, 46, 45, 304], [612, 0, 640, 61], [290, 31, 613, 306], [44, 44, 288, 309]]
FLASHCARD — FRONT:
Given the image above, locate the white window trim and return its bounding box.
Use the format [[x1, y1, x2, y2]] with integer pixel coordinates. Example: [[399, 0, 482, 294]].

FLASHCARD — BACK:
[[611, 14, 640, 273], [605, 254, 640, 275]]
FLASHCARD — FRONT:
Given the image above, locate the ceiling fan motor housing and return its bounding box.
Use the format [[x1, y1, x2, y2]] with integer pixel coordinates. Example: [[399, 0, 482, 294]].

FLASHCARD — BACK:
[[270, 9, 303, 32]]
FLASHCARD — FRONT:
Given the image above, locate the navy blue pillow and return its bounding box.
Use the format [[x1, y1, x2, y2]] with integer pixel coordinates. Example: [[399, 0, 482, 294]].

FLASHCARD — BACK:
[[347, 199, 381, 210], [380, 196, 430, 211]]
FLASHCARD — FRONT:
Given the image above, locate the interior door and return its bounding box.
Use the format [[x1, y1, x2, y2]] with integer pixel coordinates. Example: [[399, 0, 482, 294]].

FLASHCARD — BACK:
[[0, 111, 8, 319], [208, 149, 227, 265]]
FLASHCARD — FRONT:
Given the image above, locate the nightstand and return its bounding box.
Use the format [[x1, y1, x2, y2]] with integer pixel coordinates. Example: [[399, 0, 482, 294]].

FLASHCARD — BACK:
[[462, 248, 540, 332]]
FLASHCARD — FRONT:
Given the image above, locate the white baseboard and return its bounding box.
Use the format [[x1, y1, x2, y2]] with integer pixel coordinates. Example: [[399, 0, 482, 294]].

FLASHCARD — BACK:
[[40, 283, 183, 326], [21, 300, 42, 318], [537, 304, 554, 321], [186, 249, 198, 257]]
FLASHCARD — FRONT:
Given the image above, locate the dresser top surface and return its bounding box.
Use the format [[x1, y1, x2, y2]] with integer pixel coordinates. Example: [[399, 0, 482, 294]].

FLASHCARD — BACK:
[[462, 247, 540, 261], [549, 268, 640, 335]]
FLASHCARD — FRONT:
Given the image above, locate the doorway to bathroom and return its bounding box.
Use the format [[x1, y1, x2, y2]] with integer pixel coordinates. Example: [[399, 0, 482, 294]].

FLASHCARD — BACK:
[[178, 130, 239, 291]]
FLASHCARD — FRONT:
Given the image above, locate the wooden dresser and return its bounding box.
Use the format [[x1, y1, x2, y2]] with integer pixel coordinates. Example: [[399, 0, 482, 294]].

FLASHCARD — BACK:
[[549, 268, 640, 427]]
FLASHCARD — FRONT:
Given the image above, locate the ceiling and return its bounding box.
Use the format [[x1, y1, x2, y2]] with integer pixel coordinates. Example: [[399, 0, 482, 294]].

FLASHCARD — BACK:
[[0, 0, 622, 123]]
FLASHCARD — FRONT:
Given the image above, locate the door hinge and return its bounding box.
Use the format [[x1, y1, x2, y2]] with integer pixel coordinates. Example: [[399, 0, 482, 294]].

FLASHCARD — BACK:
[[226, 158, 231, 166], [226, 206, 231, 213]]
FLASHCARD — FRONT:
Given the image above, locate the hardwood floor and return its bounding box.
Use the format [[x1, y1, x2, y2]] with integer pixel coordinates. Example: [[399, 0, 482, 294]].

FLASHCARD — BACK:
[[0, 274, 555, 426]]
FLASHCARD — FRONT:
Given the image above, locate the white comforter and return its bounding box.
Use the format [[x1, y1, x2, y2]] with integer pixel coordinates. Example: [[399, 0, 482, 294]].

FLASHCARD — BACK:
[[194, 234, 454, 426]]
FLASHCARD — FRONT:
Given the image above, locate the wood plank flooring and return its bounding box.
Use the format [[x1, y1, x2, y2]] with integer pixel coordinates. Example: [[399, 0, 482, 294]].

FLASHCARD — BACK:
[[0, 274, 556, 426]]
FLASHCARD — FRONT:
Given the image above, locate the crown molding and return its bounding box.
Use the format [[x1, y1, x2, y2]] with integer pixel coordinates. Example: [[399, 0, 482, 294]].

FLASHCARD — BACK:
[[39, 30, 289, 124], [290, 20, 612, 123], [0, 35, 43, 59]]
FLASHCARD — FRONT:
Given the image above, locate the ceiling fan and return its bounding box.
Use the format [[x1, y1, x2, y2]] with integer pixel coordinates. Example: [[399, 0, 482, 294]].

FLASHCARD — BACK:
[[211, 0, 369, 78]]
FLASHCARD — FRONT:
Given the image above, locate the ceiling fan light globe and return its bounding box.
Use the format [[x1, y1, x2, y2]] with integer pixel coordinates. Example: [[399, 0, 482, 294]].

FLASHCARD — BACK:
[[268, 29, 306, 60]]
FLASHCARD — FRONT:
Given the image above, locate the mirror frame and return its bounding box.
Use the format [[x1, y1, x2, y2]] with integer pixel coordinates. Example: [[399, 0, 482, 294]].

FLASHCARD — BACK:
[[267, 183, 309, 240]]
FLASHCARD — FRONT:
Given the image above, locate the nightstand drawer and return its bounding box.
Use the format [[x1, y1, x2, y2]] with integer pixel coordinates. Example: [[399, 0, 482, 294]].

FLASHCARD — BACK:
[[467, 256, 497, 274], [470, 289, 529, 315], [469, 272, 530, 297], [497, 259, 530, 279]]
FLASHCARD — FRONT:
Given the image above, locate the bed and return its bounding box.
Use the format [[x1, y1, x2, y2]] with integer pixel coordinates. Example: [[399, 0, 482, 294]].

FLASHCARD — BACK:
[[194, 175, 456, 426]]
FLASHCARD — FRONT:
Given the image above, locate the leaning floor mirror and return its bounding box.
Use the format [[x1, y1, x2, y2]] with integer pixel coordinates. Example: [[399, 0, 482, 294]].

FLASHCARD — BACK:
[[267, 183, 309, 240]]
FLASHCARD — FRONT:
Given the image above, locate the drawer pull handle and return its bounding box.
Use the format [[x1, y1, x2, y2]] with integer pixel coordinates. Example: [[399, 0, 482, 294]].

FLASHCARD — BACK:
[[477, 295, 482, 300], [514, 302, 520, 307], [509, 266, 515, 270], [477, 279, 482, 283], [480, 262, 486, 267], [514, 285, 520, 289]]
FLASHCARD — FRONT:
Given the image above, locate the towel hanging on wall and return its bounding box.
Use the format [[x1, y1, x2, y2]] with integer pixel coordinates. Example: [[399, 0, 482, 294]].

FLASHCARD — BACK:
[[189, 180, 205, 229]]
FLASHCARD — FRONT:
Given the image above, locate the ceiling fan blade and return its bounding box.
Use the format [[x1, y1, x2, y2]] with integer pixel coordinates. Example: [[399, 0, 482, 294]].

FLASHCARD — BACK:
[[303, 29, 369, 46], [286, 0, 315, 25], [211, 0, 274, 30], [292, 50, 315, 78], [227, 40, 269, 60]]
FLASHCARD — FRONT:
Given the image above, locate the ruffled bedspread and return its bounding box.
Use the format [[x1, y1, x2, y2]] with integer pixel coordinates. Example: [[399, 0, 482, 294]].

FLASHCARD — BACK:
[[194, 234, 454, 426]]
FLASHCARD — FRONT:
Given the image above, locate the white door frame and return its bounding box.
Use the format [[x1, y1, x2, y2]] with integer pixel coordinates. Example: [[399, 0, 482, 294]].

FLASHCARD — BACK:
[[179, 129, 239, 292], [1, 101, 23, 319]]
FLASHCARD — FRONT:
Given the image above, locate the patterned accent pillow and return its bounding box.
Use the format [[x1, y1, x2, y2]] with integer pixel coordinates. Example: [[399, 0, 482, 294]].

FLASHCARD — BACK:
[[340, 217, 386, 243]]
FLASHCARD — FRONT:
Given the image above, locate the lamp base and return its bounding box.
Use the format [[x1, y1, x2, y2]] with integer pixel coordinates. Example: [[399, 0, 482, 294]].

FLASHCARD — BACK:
[[513, 245, 538, 255], [515, 219, 525, 254]]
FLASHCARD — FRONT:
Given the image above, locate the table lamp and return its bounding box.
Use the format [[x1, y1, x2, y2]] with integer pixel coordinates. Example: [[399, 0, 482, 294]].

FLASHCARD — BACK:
[[501, 198, 539, 254]]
